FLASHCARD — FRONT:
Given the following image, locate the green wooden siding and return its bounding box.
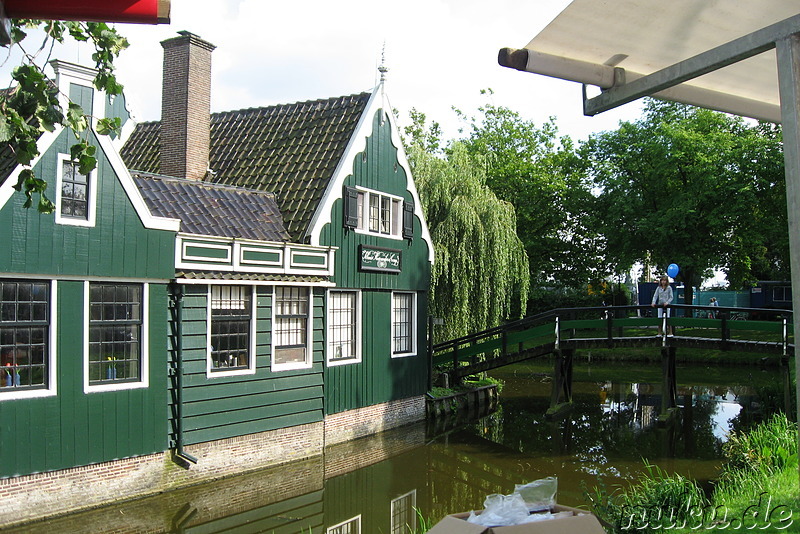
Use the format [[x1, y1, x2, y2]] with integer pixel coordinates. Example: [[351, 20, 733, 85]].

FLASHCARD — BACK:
[[319, 111, 432, 292], [184, 490, 324, 534], [324, 449, 426, 534], [319, 110, 431, 415], [0, 116, 176, 478], [70, 83, 94, 117], [172, 285, 325, 445], [0, 128, 175, 279], [0, 282, 169, 478], [324, 291, 428, 415]]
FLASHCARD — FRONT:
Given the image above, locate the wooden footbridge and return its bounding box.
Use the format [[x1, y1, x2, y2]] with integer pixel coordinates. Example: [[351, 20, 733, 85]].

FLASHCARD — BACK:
[[430, 304, 793, 421]]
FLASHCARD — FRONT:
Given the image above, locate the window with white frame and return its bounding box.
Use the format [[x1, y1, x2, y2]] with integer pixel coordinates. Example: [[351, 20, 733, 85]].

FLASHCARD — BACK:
[[0, 280, 49, 391], [210, 285, 252, 372], [273, 286, 310, 369], [773, 286, 792, 302], [391, 292, 415, 357], [328, 291, 359, 364], [391, 490, 417, 534], [55, 154, 96, 227], [88, 283, 142, 384], [327, 515, 361, 534], [356, 189, 402, 237]]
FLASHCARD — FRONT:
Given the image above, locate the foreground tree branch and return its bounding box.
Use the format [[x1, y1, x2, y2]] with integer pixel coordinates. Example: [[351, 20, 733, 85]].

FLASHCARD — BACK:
[[1, 19, 128, 212]]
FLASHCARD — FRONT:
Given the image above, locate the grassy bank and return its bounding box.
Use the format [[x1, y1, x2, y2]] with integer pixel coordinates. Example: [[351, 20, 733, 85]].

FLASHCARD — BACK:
[[586, 413, 799, 533]]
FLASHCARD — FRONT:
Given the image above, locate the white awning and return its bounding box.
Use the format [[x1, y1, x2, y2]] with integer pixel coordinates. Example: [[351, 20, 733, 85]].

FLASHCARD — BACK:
[[499, 1, 800, 122]]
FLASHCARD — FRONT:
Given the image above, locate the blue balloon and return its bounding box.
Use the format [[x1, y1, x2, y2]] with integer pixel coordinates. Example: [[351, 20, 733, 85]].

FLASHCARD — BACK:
[[667, 263, 680, 278]]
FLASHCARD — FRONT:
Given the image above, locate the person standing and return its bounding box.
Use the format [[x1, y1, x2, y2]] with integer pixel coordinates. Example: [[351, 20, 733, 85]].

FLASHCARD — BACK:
[[709, 297, 719, 319], [651, 275, 673, 335]]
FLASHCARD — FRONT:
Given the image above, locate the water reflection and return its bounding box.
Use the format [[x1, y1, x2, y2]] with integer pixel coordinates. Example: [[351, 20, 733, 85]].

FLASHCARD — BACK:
[[10, 361, 791, 533]]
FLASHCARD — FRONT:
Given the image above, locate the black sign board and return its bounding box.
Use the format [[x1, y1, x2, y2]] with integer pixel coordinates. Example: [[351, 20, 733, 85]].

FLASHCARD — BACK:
[[359, 245, 401, 273]]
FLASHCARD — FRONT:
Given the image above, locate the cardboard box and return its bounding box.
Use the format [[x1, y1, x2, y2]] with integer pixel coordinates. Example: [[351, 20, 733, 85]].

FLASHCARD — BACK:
[[426, 504, 606, 534]]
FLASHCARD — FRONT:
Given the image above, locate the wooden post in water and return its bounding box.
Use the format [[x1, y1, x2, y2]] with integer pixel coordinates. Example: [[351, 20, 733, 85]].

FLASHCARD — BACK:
[[658, 345, 678, 425], [546, 348, 574, 419]]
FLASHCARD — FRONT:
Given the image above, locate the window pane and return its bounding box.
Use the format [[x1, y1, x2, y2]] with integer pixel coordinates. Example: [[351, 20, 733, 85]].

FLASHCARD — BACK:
[[60, 161, 90, 220], [329, 292, 357, 360], [356, 192, 365, 230], [275, 287, 309, 367], [392, 293, 413, 354], [392, 200, 402, 236], [369, 194, 380, 232], [0, 280, 50, 391], [88, 283, 142, 384], [210, 285, 251, 371], [391, 492, 417, 534], [381, 196, 391, 234]]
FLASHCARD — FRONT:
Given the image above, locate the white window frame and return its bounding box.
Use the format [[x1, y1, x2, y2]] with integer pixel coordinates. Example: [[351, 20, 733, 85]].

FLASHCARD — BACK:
[[55, 153, 97, 228], [326, 289, 361, 366], [84, 281, 149, 393], [391, 292, 417, 358], [0, 279, 58, 401], [206, 285, 256, 378], [271, 286, 313, 371], [327, 515, 361, 534], [773, 286, 792, 302], [390, 490, 417, 534], [354, 187, 404, 240]]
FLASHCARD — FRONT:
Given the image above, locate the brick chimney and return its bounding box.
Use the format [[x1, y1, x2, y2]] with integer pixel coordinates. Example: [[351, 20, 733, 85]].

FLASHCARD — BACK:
[[160, 31, 216, 180]]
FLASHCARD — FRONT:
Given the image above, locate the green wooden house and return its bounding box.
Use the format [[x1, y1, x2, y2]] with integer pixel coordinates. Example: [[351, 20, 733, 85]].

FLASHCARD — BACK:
[[120, 32, 434, 452], [0, 32, 432, 519], [0, 60, 179, 479]]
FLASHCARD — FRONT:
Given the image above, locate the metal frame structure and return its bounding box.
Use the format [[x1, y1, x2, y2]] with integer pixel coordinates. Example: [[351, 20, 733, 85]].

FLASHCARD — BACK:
[[499, 12, 800, 426]]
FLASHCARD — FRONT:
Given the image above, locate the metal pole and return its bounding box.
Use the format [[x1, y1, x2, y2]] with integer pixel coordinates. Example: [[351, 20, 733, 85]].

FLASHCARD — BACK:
[[776, 35, 800, 430]]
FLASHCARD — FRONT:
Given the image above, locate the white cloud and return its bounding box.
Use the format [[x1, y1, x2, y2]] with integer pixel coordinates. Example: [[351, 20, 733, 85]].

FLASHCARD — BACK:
[[4, 0, 644, 140]]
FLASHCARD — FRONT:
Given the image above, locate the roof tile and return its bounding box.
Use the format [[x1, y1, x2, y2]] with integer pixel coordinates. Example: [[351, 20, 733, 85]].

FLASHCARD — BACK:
[[121, 92, 371, 241]]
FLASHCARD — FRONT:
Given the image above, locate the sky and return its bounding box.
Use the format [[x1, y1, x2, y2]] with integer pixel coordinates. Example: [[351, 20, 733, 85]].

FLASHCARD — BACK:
[[3, 0, 644, 143]]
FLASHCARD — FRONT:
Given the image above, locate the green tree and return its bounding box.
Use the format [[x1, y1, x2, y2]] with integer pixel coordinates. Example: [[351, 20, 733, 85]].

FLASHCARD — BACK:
[[409, 141, 529, 342], [2, 19, 128, 212], [585, 100, 787, 305], [456, 92, 603, 288]]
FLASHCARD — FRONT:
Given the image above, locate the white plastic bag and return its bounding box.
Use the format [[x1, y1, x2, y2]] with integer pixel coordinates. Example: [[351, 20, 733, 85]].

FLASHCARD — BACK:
[[465, 477, 559, 527], [514, 476, 557, 512], [466, 493, 531, 526]]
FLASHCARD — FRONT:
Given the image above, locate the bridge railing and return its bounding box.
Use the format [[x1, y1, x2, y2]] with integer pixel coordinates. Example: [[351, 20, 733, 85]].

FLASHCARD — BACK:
[[431, 304, 793, 370]]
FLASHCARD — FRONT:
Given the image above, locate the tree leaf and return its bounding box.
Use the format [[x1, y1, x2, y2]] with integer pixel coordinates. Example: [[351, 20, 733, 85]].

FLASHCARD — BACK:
[[66, 103, 87, 132], [96, 116, 121, 136]]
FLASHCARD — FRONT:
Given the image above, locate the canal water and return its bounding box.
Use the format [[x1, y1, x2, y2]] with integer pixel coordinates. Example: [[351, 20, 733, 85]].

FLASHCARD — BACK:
[[9, 360, 793, 533]]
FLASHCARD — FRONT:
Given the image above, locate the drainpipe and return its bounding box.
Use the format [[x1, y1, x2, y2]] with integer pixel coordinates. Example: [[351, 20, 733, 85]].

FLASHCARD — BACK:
[[169, 283, 197, 466]]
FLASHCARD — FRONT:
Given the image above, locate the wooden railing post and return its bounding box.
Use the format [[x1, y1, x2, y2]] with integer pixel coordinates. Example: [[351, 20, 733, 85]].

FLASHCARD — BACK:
[[452, 344, 459, 380], [554, 316, 560, 350], [782, 315, 789, 360], [720, 312, 729, 344]]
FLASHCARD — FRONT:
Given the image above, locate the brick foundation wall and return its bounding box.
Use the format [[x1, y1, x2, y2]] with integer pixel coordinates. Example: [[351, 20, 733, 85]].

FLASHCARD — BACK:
[[0, 397, 426, 528], [324, 395, 426, 446], [0, 421, 324, 527]]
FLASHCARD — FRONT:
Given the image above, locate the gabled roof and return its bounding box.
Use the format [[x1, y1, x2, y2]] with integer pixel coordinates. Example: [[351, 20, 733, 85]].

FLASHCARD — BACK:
[[121, 92, 372, 241], [133, 172, 290, 242]]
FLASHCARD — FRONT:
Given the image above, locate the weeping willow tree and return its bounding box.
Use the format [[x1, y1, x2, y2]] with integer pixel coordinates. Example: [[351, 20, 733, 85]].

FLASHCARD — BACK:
[[410, 142, 529, 343]]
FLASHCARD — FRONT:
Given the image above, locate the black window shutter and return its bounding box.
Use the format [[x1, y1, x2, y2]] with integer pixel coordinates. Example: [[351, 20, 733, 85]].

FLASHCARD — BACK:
[[343, 186, 359, 229], [402, 200, 414, 239]]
